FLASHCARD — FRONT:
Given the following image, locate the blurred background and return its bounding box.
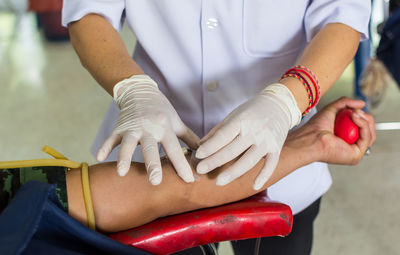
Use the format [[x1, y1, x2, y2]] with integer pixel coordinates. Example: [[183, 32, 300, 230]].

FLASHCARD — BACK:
[[0, 0, 399, 254]]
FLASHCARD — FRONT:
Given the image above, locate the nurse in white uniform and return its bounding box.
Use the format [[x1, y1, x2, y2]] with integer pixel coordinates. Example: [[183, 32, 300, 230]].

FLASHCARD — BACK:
[[63, 1, 370, 254]]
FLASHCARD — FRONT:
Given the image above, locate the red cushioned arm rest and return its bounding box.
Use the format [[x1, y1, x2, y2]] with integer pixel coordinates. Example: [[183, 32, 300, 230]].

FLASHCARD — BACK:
[[108, 193, 293, 254]]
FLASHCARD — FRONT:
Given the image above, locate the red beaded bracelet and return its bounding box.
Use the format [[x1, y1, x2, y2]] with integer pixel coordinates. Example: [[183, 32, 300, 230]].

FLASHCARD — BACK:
[[281, 65, 321, 116], [293, 65, 320, 92], [287, 68, 320, 108], [287, 71, 314, 106], [293, 65, 321, 104], [280, 73, 313, 116]]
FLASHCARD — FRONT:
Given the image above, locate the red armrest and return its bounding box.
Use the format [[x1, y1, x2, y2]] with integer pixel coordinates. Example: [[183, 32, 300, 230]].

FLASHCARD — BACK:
[[109, 193, 293, 255]]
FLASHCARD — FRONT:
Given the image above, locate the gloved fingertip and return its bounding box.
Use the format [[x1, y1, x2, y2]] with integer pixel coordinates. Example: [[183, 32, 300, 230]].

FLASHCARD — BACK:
[[117, 168, 128, 177], [96, 149, 107, 162], [196, 163, 209, 174], [149, 169, 162, 185], [195, 148, 206, 159], [179, 169, 195, 183], [117, 160, 130, 176], [253, 178, 265, 190], [185, 174, 195, 183], [216, 173, 231, 186]]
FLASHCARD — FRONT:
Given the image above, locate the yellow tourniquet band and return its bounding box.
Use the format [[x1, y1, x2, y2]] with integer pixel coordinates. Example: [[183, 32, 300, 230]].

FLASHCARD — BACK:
[[0, 146, 96, 230], [0, 159, 81, 169], [81, 162, 95, 230], [42, 145, 69, 160]]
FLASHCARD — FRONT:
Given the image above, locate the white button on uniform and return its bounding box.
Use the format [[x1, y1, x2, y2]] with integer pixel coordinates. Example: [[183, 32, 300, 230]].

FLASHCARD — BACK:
[[206, 18, 218, 29], [207, 81, 218, 91]]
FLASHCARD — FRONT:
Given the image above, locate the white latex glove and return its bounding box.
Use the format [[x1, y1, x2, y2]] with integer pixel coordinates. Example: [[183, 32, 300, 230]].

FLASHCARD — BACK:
[[196, 83, 302, 190], [97, 75, 200, 185]]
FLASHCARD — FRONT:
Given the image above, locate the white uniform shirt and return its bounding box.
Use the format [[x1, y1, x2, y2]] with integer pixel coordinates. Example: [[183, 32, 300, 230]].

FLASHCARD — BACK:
[[62, 0, 371, 214]]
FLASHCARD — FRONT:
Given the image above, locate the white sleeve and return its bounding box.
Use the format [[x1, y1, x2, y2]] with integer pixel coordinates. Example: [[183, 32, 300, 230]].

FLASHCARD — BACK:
[[62, 0, 125, 32], [304, 0, 371, 41]]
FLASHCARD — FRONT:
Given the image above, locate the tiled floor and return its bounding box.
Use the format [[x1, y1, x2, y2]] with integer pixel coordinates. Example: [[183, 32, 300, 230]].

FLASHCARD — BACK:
[[1, 13, 399, 255]]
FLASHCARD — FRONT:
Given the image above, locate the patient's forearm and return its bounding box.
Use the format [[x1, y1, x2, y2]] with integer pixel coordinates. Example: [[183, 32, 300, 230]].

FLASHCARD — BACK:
[[67, 130, 320, 233]]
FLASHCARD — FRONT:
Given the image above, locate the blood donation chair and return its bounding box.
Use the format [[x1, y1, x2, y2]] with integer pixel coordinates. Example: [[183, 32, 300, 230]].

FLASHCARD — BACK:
[[109, 192, 293, 255]]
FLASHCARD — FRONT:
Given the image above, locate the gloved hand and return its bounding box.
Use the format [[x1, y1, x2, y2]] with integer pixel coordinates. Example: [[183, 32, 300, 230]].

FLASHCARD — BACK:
[[97, 75, 200, 185], [196, 83, 302, 190]]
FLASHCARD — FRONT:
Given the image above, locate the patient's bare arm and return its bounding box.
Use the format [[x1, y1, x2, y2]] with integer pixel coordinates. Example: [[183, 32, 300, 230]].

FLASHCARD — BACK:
[[66, 97, 375, 233], [67, 138, 316, 233]]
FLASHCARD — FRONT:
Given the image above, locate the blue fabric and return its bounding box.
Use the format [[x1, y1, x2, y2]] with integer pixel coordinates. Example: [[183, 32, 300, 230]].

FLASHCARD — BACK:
[[0, 181, 150, 255], [377, 7, 400, 87]]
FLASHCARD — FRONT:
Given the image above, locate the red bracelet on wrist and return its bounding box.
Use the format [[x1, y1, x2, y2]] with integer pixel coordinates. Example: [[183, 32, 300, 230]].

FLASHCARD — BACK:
[[286, 67, 320, 108], [293, 65, 321, 103], [286, 71, 314, 105], [280, 73, 313, 116], [281, 65, 320, 116]]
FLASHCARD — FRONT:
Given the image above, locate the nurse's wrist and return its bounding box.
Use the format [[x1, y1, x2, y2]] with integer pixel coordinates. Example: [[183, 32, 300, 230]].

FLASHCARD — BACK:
[[113, 75, 159, 104], [279, 77, 310, 114], [261, 83, 302, 128]]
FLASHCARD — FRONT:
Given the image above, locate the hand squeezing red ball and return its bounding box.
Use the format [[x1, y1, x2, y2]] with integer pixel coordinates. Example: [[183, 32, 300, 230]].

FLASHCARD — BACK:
[[334, 108, 359, 144], [300, 97, 376, 165]]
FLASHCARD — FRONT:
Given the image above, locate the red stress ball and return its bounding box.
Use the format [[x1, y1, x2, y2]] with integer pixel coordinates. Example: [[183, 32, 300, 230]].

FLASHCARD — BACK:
[[334, 109, 360, 144]]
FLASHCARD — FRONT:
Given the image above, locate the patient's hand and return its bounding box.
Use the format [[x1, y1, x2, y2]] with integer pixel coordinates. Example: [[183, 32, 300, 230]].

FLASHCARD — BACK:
[[287, 97, 376, 165]]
